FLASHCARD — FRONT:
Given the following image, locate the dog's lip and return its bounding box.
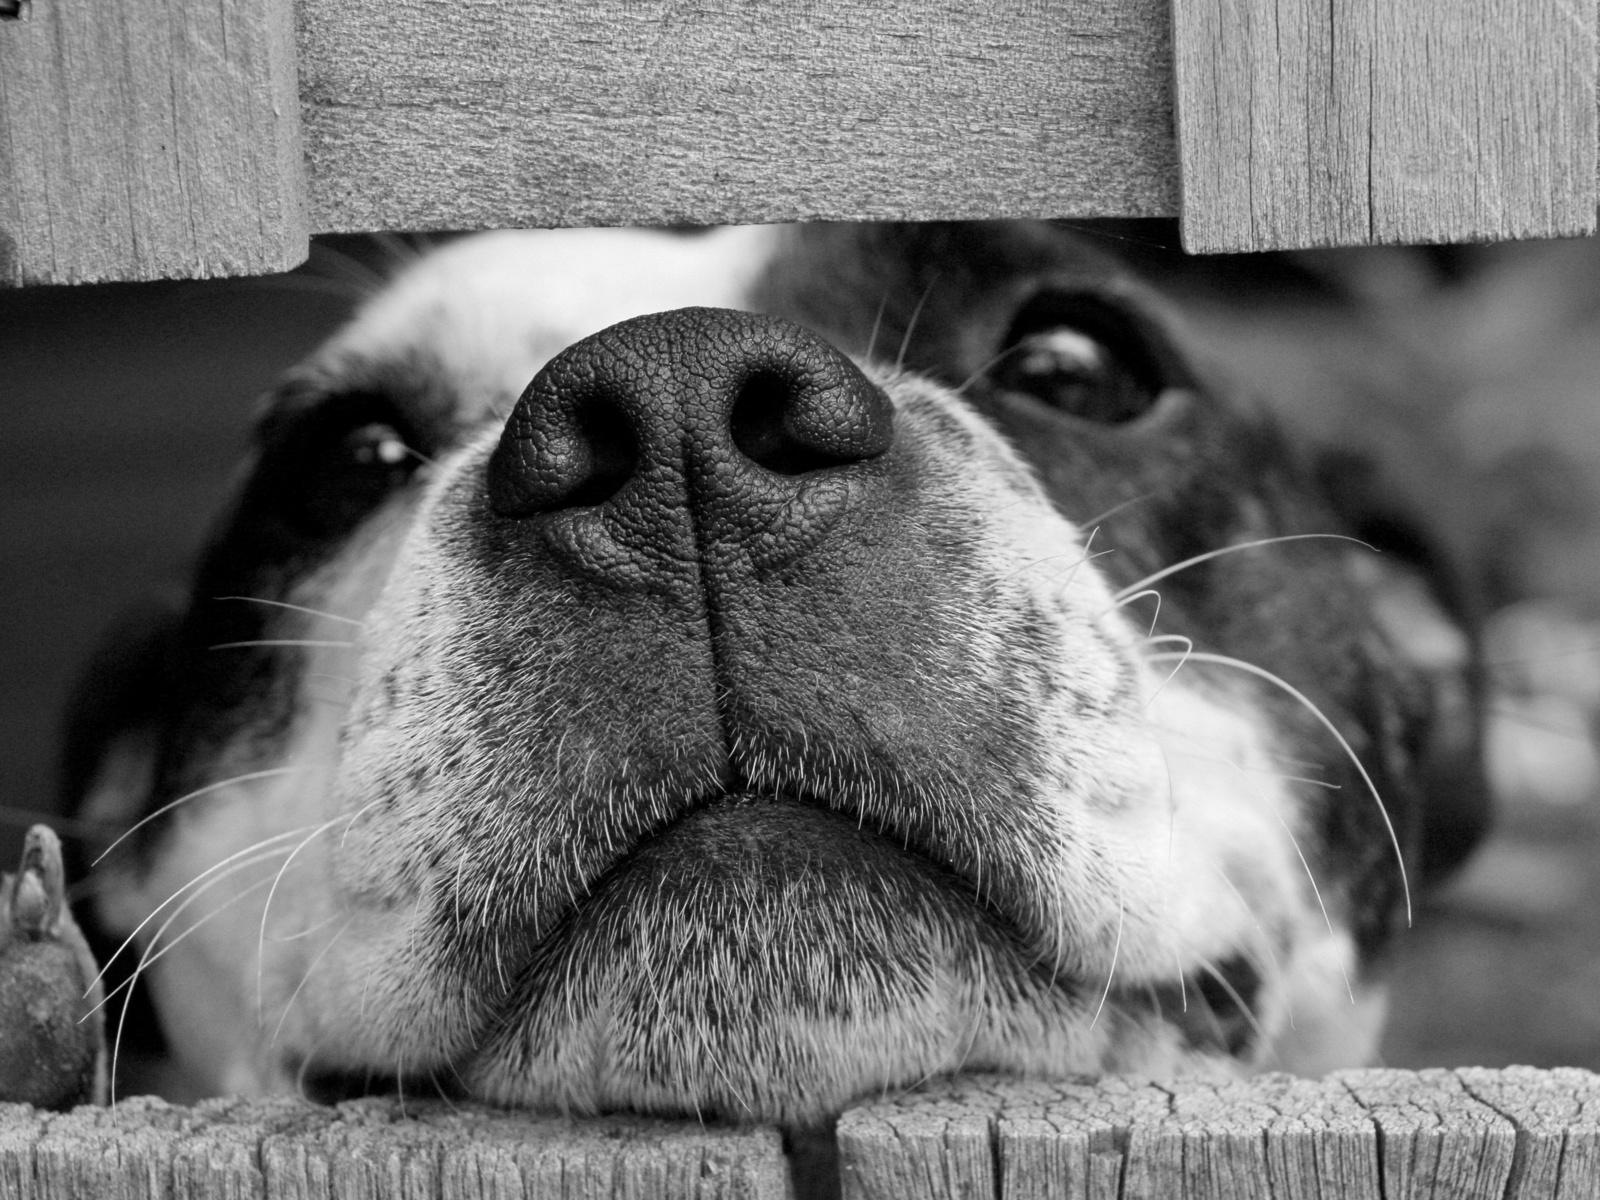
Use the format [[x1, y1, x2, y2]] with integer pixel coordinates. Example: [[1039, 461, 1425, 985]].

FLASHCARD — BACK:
[[438, 794, 1267, 1111], [601, 786, 976, 897], [586, 786, 990, 921], [505, 788, 1049, 974]]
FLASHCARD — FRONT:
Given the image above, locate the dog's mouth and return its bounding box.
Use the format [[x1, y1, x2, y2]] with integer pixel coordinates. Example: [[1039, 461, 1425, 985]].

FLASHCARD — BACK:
[[484, 787, 1038, 1010], [293, 782, 1264, 1105], [284, 791, 1265, 1117]]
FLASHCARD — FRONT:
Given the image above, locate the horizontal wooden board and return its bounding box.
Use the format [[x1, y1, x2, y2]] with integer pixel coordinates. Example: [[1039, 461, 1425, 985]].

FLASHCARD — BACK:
[[295, 0, 1180, 234], [6, 1070, 1600, 1198], [1171, 0, 1599, 253], [0, 1095, 790, 1199], [839, 1067, 1600, 1200], [7, 0, 1599, 278], [0, 0, 309, 286]]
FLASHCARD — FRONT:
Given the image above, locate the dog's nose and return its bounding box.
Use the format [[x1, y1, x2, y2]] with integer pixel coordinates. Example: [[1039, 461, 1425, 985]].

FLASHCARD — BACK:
[[487, 308, 893, 520]]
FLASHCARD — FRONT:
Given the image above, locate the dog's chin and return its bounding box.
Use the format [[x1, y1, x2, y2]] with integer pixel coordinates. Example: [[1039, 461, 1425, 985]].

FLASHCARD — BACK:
[[441, 794, 1088, 1124]]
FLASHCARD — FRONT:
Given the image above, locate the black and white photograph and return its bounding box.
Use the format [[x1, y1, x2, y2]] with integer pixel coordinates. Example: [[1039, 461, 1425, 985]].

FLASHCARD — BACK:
[[4, 2, 1600, 1196]]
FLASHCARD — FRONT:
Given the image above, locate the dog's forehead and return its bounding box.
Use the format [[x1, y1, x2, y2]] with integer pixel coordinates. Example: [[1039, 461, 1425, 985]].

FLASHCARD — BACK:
[[276, 226, 787, 436], [268, 223, 1148, 438]]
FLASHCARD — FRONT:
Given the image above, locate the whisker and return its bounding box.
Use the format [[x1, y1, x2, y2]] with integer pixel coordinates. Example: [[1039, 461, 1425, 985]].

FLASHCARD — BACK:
[[258, 819, 348, 1015], [1147, 649, 1411, 926], [1089, 888, 1125, 1030], [1212, 867, 1294, 1030], [1147, 725, 1337, 788], [1060, 526, 1109, 594], [1155, 730, 1357, 1006], [215, 596, 364, 628], [864, 293, 889, 361], [209, 639, 355, 651], [103, 869, 280, 1103], [1152, 739, 1187, 1013], [1079, 492, 1157, 531], [1198, 960, 1277, 1062], [998, 546, 1114, 585], [1114, 589, 1163, 636], [1055, 220, 1184, 254], [953, 343, 1026, 395], [89, 865, 283, 1021], [1112, 534, 1374, 603], [257, 799, 384, 1012], [87, 826, 318, 996], [894, 277, 938, 374], [272, 918, 354, 1046], [267, 911, 345, 943], [1143, 634, 1193, 706], [93, 768, 297, 865], [295, 1037, 328, 1099]]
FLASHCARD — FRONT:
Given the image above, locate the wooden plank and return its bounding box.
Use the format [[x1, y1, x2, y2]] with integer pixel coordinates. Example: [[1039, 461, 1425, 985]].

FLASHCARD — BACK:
[[0, 1095, 791, 1199], [836, 1076, 1007, 1200], [1453, 1066, 1600, 1200], [0, 0, 309, 285], [295, 0, 1179, 234], [839, 1069, 1600, 1200], [1340, 1069, 1517, 1199], [1171, 0, 1599, 253], [4, 1071, 1600, 1197]]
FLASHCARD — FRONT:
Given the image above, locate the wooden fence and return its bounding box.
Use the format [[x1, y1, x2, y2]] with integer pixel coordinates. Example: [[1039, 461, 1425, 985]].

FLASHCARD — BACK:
[[4, 1067, 1599, 1199], [1, 0, 1598, 283]]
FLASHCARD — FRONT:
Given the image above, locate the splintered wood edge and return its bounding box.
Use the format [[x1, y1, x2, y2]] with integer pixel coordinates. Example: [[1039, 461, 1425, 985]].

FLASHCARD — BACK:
[[3, 1069, 1600, 1198]]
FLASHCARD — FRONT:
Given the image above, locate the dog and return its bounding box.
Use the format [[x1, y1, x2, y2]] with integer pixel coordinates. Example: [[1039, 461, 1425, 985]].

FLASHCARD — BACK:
[[60, 221, 1484, 1128]]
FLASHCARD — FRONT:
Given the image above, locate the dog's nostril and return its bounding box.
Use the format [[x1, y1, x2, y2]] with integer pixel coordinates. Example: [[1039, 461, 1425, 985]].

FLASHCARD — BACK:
[[729, 366, 893, 477], [564, 398, 639, 507], [487, 388, 640, 517], [732, 371, 847, 476]]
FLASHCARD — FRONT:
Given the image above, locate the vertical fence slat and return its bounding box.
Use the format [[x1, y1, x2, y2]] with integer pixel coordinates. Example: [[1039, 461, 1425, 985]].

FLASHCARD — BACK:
[[0, 0, 308, 285], [1172, 0, 1599, 252]]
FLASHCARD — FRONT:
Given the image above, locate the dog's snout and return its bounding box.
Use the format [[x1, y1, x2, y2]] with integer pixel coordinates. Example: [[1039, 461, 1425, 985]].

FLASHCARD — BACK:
[[487, 307, 893, 519]]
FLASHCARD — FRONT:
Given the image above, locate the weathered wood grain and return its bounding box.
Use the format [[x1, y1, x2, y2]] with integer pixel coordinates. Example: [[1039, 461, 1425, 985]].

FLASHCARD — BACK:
[[294, 0, 1178, 235], [1454, 1066, 1600, 1200], [6, 1071, 1600, 1198], [1170, 0, 1599, 253], [0, 0, 308, 285], [839, 1069, 1600, 1200], [0, 1095, 791, 1199], [1340, 1069, 1517, 1199], [8, 0, 1600, 282]]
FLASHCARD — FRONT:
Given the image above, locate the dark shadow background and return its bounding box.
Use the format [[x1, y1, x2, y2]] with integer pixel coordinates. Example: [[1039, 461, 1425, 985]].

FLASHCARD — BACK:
[[0, 252, 366, 865]]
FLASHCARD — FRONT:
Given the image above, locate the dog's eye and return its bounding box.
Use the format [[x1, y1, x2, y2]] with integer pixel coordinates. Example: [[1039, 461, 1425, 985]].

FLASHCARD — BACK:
[[271, 417, 424, 540], [345, 422, 413, 471], [304, 422, 418, 532], [990, 293, 1168, 424]]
